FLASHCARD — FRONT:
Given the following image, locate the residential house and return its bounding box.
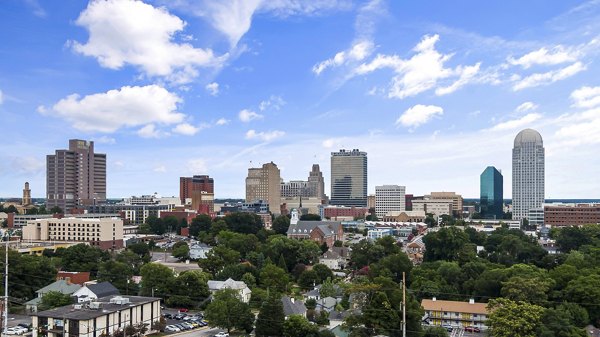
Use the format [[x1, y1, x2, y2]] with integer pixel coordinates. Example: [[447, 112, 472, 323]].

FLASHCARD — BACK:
[[281, 296, 307, 318], [287, 215, 343, 248], [56, 271, 91, 285], [25, 280, 81, 313], [319, 250, 345, 270], [207, 278, 252, 303], [73, 282, 120, 303], [421, 298, 488, 330], [189, 243, 212, 260], [316, 296, 338, 313]]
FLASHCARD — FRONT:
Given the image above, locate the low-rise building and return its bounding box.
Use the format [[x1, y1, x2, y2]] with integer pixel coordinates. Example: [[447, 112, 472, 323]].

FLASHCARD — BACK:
[[25, 280, 81, 313], [413, 199, 454, 217], [56, 271, 91, 286], [421, 298, 488, 330], [207, 278, 252, 303], [321, 206, 369, 221], [281, 296, 307, 318], [32, 295, 161, 337], [381, 211, 426, 223], [319, 250, 346, 270], [189, 243, 212, 260], [544, 203, 600, 226], [73, 282, 120, 303]]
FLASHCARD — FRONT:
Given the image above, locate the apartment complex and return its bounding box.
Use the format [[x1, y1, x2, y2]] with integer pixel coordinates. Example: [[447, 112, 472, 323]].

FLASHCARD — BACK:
[[375, 185, 406, 217], [544, 203, 600, 226], [512, 128, 545, 221], [330, 149, 367, 207], [246, 162, 281, 214], [179, 175, 214, 205], [46, 139, 106, 213], [422, 298, 488, 330], [480, 166, 504, 219], [22, 217, 124, 250]]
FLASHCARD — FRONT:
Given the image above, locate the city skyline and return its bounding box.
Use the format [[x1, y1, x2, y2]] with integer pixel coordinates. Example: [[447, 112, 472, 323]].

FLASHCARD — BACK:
[[2, 1, 600, 199]]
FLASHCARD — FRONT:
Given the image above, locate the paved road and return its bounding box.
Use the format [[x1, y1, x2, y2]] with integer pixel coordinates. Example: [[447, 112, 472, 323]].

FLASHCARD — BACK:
[[151, 251, 178, 263]]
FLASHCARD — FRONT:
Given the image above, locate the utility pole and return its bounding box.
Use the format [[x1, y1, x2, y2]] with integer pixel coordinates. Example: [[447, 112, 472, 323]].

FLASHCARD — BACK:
[[402, 271, 406, 337]]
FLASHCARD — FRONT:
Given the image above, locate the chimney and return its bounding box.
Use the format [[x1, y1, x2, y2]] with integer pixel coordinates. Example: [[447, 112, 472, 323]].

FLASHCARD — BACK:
[[432, 297, 436, 302], [469, 298, 475, 304], [290, 297, 295, 304]]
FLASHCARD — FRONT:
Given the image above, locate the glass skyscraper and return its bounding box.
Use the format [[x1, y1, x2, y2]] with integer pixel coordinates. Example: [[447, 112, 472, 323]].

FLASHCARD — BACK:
[[512, 128, 545, 221], [330, 149, 367, 207], [480, 166, 503, 219]]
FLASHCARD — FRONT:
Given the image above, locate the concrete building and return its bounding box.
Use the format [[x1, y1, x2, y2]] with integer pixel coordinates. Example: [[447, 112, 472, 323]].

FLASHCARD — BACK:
[[32, 295, 161, 337], [480, 166, 503, 219], [281, 180, 311, 198], [47, 139, 106, 213], [512, 129, 545, 221], [375, 185, 406, 218], [9, 213, 119, 228], [23, 182, 32, 205], [422, 298, 488, 330], [179, 175, 214, 205], [544, 203, 600, 226], [87, 204, 172, 226], [23, 217, 124, 250], [367, 195, 375, 209], [426, 192, 463, 215], [330, 149, 367, 207], [281, 197, 323, 216], [308, 164, 326, 200], [412, 199, 453, 217], [321, 205, 369, 221], [528, 207, 544, 228], [191, 190, 214, 213], [246, 162, 281, 214]]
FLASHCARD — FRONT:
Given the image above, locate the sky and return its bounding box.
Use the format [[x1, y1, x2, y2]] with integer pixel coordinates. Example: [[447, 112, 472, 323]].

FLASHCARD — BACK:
[[1, 0, 600, 199]]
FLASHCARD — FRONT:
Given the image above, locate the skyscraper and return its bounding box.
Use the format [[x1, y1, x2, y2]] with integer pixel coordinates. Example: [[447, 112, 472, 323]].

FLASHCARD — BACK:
[[480, 166, 503, 219], [330, 149, 367, 207], [246, 162, 281, 214], [180, 175, 214, 205], [22, 182, 31, 205], [46, 139, 106, 213], [308, 164, 325, 200], [512, 129, 545, 221], [375, 185, 406, 217]]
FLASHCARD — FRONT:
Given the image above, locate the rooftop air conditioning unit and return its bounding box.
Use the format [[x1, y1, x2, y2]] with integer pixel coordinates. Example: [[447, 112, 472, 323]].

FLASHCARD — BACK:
[[110, 296, 130, 305]]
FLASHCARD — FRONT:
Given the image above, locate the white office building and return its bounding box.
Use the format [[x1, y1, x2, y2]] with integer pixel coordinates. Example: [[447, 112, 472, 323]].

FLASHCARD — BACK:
[[512, 129, 545, 221], [375, 185, 406, 218]]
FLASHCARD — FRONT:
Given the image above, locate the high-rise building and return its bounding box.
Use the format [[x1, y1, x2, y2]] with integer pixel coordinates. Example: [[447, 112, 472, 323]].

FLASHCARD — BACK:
[[330, 149, 367, 207], [179, 175, 214, 205], [308, 164, 325, 200], [46, 139, 106, 213], [246, 162, 281, 214], [280, 180, 311, 198], [480, 166, 503, 219], [512, 129, 545, 221], [375, 185, 406, 217], [22, 182, 31, 205]]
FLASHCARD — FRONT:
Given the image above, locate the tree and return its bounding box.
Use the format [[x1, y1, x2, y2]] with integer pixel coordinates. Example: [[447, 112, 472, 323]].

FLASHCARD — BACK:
[[537, 307, 587, 337], [170, 270, 210, 303], [255, 295, 285, 337], [312, 264, 334, 283], [40, 291, 72, 310], [423, 326, 449, 337], [172, 242, 190, 261], [319, 278, 336, 298], [224, 212, 263, 234], [487, 298, 545, 337], [241, 272, 256, 288], [59, 244, 110, 276], [97, 260, 134, 294], [145, 216, 165, 235], [205, 289, 254, 333], [563, 274, 600, 324], [140, 263, 175, 297], [298, 270, 320, 289], [198, 245, 240, 275], [260, 264, 289, 293], [300, 214, 321, 221], [190, 214, 212, 237], [49, 206, 63, 214], [423, 227, 469, 262], [283, 315, 319, 337], [501, 276, 553, 304], [272, 215, 291, 235]]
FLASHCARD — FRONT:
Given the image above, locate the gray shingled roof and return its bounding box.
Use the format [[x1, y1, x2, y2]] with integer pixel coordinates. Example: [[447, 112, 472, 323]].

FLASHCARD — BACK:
[[36, 280, 81, 296], [281, 296, 307, 316], [287, 221, 341, 236], [86, 282, 119, 298]]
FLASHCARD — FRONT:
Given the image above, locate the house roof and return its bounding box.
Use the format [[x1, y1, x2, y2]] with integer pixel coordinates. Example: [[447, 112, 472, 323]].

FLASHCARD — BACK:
[[321, 250, 341, 260], [317, 297, 337, 308], [281, 296, 307, 316], [421, 299, 488, 315], [37, 280, 81, 295], [208, 278, 249, 291], [287, 221, 341, 236], [85, 282, 120, 298], [331, 247, 350, 258]]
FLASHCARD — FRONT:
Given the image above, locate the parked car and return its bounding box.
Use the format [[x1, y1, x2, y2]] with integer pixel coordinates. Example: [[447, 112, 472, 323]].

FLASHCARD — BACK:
[[465, 326, 481, 333], [174, 313, 186, 320], [163, 313, 173, 319], [12, 327, 28, 334], [178, 308, 189, 313], [16, 324, 31, 331], [165, 325, 180, 332], [441, 324, 453, 332], [6, 328, 23, 335], [214, 332, 229, 337]]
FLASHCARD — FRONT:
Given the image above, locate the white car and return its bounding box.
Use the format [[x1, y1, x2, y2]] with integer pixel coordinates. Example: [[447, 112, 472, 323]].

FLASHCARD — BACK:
[[214, 332, 229, 337], [165, 325, 181, 332], [6, 328, 23, 335]]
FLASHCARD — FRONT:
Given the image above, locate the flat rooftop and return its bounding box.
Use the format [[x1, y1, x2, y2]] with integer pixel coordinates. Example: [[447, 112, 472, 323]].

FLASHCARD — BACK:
[[34, 296, 159, 320]]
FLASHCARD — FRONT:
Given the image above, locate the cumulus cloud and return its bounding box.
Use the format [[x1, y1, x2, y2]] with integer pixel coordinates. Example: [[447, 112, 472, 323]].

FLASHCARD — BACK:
[[570, 86, 600, 108], [515, 102, 539, 113], [41, 85, 184, 133], [216, 118, 230, 126], [153, 165, 167, 173], [205, 82, 220, 96], [512, 62, 585, 91], [172, 123, 200, 136], [72, 0, 223, 84], [259, 95, 286, 111], [507, 46, 580, 69], [313, 40, 374, 75], [490, 113, 542, 131], [239, 109, 263, 122], [354, 35, 480, 99], [396, 104, 443, 128], [555, 108, 600, 146], [137, 124, 167, 138], [245, 129, 285, 141], [93, 136, 116, 144], [0, 90, 3, 105]]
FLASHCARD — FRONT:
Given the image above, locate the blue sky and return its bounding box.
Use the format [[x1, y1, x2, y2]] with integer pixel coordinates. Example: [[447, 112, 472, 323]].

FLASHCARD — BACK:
[[1, 0, 600, 199]]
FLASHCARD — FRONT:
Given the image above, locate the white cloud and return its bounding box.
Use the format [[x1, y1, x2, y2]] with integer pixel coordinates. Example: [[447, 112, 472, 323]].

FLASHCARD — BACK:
[[172, 123, 200, 136], [512, 62, 585, 91], [570, 86, 600, 108], [72, 0, 223, 84], [137, 124, 167, 138], [187, 158, 208, 173], [322, 138, 335, 148], [205, 82, 220, 96], [555, 108, 600, 146], [507, 46, 579, 69], [259, 95, 286, 111], [490, 113, 542, 131], [313, 40, 374, 75], [216, 118, 230, 126], [515, 102, 539, 113], [43, 85, 184, 133], [94, 136, 116, 144], [239, 109, 263, 122], [153, 165, 167, 173], [0, 90, 3, 104], [355, 35, 480, 99], [245, 129, 285, 141], [396, 104, 443, 128]]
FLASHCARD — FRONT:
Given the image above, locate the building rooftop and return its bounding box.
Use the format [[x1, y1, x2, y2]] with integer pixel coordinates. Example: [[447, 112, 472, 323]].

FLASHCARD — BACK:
[[514, 128, 543, 146], [421, 299, 488, 315], [34, 295, 159, 320]]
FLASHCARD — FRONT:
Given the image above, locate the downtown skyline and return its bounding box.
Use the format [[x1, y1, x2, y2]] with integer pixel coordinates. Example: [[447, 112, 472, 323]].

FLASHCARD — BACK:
[[1, 0, 600, 199]]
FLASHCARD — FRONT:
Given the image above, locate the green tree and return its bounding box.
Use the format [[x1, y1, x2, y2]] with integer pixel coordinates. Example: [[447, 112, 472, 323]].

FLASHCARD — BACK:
[[97, 260, 134, 294], [40, 291, 72, 310], [59, 244, 110, 276], [272, 215, 291, 235], [205, 289, 254, 333], [170, 270, 210, 302], [319, 278, 336, 298], [283, 315, 319, 337], [312, 264, 334, 283], [260, 264, 289, 293], [198, 245, 241, 275], [423, 326, 449, 337], [49, 206, 63, 214], [241, 272, 256, 288], [501, 276, 553, 304], [255, 295, 285, 337], [563, 274, 600, 323], [224, 212, 263, 234], [140, 263, 175, 297], [172, 242, 190, 261], [190, 214, 212, 237], [423, 226, 469, 262], [487, 298, 545, 337], [145, 215, 165, 234], [298, 270, 320, 289]]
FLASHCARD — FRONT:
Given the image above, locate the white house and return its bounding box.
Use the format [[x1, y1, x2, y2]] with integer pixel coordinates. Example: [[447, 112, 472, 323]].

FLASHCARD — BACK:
[[207, 278, 252, 303], [319, 250, 345, 270], [73, 282, 120, 303], [189, 243, 212, 260]]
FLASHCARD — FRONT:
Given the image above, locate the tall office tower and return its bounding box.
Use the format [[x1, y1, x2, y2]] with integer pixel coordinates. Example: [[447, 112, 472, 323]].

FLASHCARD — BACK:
[[480, 166, 503, 219], [281, 180, 311, 198], [46, 139, 106, 213], [246, 162, 281, 214], [375, 185, 406, 217], [22, 182, 31, 205], [308, 164, 325, 199], [512, 128, 545, 221], [180, 175, 214, 205], [330, 149, 367, 207]]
